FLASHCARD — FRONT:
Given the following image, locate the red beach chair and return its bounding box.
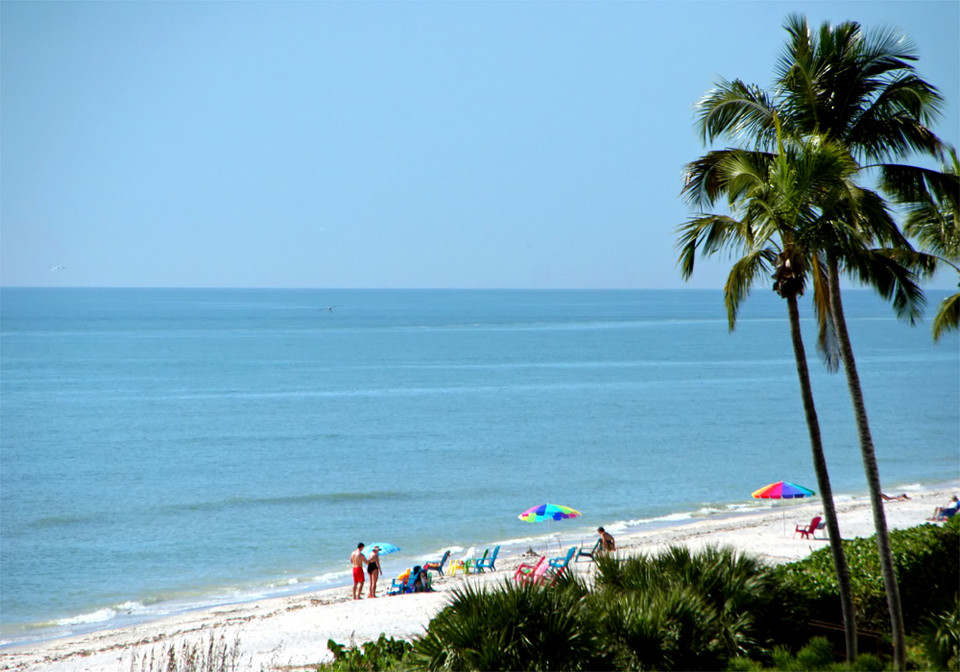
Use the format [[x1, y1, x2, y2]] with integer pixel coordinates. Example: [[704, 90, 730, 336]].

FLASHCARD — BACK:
[[794, 516, 822, 540]]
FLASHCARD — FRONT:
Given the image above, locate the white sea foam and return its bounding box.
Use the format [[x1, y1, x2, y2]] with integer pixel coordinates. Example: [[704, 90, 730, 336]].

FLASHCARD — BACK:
[[115, 601, 148, 614], [56, 608, 118, 627], [315, 570, 351, 584]]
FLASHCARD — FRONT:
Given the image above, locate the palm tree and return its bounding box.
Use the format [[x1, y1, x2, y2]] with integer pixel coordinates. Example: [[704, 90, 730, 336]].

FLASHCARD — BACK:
[[678, 129, 860, 661], [690, 16, 947, 667]]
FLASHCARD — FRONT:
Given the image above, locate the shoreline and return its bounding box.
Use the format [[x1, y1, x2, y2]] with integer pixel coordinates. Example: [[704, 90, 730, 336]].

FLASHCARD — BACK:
[[2, 483, 955, 672], [4, 478, 948, 649]]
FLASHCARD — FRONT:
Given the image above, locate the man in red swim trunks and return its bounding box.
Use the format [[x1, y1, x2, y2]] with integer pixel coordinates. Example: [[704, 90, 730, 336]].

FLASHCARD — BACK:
[[351, 543, 366, 599]]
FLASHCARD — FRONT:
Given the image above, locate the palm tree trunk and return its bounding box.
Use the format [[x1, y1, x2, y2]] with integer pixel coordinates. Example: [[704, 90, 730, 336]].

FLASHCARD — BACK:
[[827, 258, 906, 670], [785, 293, 858, 661]]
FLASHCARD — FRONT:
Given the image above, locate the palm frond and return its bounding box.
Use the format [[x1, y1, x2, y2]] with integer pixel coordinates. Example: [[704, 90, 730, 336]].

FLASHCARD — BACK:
[[882, 164, 960, 212], [851, 96, 945, 161], [856, 24, 918, 75], [696, 80, 778, 148], [885, 163, 960, 261], [724, 249, 776, 330], [676, 214, 748, 280], [906, 208, 960, 260], [810, 254, 840, 371], [776, 14, 812, 82], [932, 292, 960, 342], [843, 248, 926, 324], [883, 248, 941, 280], [847, 186, 910, 249], [682, 150, 746, 208], [720, 151, 776, 206]]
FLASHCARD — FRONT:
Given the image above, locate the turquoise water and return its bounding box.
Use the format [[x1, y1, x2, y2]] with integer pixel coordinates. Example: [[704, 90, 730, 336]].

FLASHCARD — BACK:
[[1, 288, 957, 644]]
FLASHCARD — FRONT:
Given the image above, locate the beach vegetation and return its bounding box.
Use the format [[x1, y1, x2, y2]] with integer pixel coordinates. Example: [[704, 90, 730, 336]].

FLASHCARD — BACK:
[[589, 546, 793, 669], [407, 577, 610, 671], [681, 14, 950, 668], [728, 637, 884, 671], [325, 635, 413, 671], [127, 630, 243, 672], [776, 517, 960, 634], [916, 596, 960, 671]]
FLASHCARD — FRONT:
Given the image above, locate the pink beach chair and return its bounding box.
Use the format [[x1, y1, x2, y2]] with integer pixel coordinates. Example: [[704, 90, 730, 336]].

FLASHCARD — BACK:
[[528, 559, 551, 585], [513, 556, 546, 584]]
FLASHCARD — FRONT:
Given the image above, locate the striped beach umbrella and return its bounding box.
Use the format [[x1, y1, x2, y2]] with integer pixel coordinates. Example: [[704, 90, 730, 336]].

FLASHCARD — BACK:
[[518, 503, 582, 522], [752, 481, 816, 536], [751, 481, 815, 499]]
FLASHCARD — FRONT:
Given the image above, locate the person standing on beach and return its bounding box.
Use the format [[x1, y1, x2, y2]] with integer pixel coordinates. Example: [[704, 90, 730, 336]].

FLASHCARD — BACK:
[[598, 527, 616, 553], [367, 546, 381, 598], [350, 543, 365, 599]]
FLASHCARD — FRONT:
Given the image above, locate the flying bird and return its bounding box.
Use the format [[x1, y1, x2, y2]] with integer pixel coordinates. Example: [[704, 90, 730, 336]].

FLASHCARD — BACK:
[[51, 265, 66, 271], [319, 305, 341, 312]]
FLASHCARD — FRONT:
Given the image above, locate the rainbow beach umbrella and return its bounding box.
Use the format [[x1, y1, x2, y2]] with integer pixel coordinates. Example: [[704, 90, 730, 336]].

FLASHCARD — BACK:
[[751, 481, 815, 500], [518, 503, 582, 522], [752, 481, 815, 535]]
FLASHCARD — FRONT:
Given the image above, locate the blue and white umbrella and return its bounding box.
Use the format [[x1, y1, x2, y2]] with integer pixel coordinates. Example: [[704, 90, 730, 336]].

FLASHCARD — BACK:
[[363, 542, 400, 559]]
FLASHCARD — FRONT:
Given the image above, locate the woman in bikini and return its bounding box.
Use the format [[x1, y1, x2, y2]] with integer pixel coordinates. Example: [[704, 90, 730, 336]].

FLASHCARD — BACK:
[[367, 546, 381, 597]]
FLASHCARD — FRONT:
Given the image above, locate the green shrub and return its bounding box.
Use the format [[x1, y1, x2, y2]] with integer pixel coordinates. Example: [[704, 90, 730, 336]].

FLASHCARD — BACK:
[[729, 637, 884, 671], [325, 635, 412, 671], [773, 637, 836, 670], [918, 596, 960, 671], [775, 518, 960, 632]]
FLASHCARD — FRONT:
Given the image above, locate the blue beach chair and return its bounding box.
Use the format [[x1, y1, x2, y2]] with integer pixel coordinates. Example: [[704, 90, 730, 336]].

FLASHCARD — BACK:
[[474, 545, 500, 572], [422, 550, 450, 577], [575, 538, 601, 563], [548, 546, 577, 575], [388, 565, 432, 595], [387, 567, 414, 595]]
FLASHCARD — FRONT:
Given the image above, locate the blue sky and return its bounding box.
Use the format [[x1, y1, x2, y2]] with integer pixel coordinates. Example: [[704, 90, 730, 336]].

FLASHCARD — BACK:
[[2, 1, 957, 289]]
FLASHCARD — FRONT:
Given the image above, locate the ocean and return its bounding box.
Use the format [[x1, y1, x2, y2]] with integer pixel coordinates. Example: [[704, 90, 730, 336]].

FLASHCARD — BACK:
[[1, 288, 957, 645]]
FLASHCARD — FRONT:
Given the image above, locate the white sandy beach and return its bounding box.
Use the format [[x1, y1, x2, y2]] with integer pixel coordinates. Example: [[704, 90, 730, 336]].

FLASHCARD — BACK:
[[2, 485, 956, 672]]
